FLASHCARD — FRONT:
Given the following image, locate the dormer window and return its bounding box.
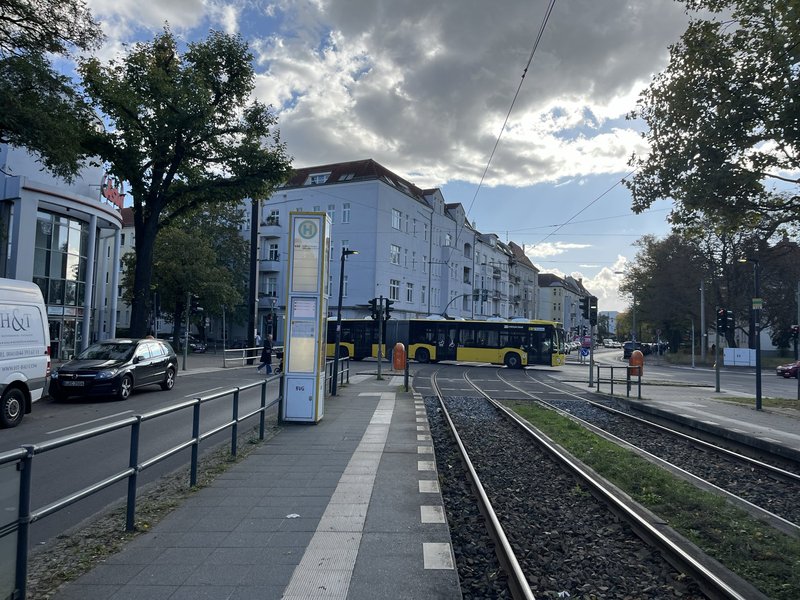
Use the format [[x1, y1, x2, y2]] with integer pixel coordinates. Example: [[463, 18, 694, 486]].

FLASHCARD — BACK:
[[305, 172, 331, 185]]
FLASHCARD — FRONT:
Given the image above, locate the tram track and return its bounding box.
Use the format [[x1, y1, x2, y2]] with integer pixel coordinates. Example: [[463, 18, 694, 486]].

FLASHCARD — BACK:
[[425, 366, 758, 600], [495, 369, 800, 536]]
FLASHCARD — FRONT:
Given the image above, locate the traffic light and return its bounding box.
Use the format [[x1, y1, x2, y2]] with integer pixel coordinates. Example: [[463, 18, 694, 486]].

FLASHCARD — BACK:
[[589, 296, 598, 326], [726, 310, 734, 332], [189, 295, 202, 314], [384, 298, 395, 320], [791, 324, 799, 339], [716, 308, 727, 333], [579, 297, 589, 319], [368, 298, 379, 320]]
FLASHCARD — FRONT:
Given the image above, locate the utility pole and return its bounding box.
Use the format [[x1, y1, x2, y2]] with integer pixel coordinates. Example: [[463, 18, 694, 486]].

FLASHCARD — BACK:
[[377, 295, 384, 380], [700, 280, 706, 361]]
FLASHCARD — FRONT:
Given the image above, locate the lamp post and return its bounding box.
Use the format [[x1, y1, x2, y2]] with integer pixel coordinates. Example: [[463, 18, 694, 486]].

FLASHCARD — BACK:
[[332, 248, 358, 396], [740, 258, 762, 410]]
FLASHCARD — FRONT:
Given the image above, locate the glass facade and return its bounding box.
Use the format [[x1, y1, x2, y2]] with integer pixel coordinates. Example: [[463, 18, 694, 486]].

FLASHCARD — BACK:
[[32, 211, 91, 360]]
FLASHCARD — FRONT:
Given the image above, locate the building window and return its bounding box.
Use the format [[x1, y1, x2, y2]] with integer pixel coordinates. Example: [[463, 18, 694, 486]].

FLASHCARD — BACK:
[[306, 172, 330, 185], [422, 255, 428, 274], [445, 233, 452, 247], [406, 282, 413, 302], [404, 248, 408, 267], [424, 223, 429, 241], [341, 239, 350, 254], [421, 285, 427, 304], [313, 205, 320, 212], [389, 279, 400, 301], [267, 243, 279, 261], [342, 203, 351, 223], [327, 204, 335, 222], [121, 233, 126, 246], [390, 244, 400, 265], [412, 251, 416, 270], [392, 208, 401, 230], [405, 214, 409, 232]]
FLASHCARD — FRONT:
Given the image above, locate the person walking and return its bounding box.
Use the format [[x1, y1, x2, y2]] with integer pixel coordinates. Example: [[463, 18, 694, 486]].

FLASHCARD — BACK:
[[257, 334, 273, 374]]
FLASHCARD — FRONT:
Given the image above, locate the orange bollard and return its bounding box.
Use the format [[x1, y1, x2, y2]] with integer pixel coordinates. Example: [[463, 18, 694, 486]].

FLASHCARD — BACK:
[[628, 349, 644, 377], [393, 342, 406, 371]]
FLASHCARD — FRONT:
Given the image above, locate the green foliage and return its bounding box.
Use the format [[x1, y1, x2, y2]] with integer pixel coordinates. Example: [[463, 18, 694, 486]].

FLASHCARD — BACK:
[[627, 0, 800, 237], [0, 0, 100, 180], [79, 27, 293, 336]]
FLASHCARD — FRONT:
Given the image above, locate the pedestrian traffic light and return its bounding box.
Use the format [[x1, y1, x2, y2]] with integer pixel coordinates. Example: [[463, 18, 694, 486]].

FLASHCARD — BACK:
[[580, 297, 589, 319], [716, 308, 727, 333], [589, 296, 598, 326], [369, 298, 379, 320], [384, 298, 395, 320]]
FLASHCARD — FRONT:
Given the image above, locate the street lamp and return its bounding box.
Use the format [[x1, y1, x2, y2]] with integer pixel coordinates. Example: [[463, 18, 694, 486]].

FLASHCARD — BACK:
[[614, 271, 636, 342], [739, 257, 762, 410], [332, 248, 358, 396]]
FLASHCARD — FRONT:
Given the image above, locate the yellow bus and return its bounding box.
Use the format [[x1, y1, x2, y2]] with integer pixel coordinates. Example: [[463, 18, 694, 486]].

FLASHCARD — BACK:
[[325, 318, 384, 360], [386, 318, 566, 368]]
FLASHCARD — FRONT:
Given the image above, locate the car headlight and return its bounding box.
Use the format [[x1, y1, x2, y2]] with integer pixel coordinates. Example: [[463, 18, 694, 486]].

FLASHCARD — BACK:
[[95, 370, 118, 379]]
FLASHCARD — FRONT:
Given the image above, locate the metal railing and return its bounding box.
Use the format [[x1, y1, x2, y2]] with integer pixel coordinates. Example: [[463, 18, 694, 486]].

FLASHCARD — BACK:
[[0, 373, 282, 600], [221, 345, 284, 368], [594, 365, 642, 399]]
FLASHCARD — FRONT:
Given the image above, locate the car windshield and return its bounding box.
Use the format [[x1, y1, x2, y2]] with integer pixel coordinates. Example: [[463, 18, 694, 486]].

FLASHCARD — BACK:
[[76, 342, 136, 361]]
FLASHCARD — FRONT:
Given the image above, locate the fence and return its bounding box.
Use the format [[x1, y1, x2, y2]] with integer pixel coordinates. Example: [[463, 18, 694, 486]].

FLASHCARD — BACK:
[[594, 365, 642, 399], [0, 355, 350, 600]]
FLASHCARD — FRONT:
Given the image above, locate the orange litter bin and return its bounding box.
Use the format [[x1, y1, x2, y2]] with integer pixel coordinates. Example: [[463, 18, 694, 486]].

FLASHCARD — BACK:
[[628, 349, 644, 377], [393, 342, 406, 371]]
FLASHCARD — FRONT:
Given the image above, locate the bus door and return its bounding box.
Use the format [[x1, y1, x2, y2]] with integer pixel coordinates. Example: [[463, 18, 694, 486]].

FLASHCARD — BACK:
[[435, 324, 458, 361]]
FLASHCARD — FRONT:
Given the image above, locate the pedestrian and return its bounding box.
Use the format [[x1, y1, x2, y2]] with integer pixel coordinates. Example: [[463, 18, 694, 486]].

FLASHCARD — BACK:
[[256, 334, 273, 374], [255, 331, 262, 347]]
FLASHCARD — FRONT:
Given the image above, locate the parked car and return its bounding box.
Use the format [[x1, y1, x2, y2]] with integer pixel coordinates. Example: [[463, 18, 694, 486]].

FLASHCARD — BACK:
[[776, 360, 800, 378], [622, 341, 643, 359], [49, 338, 178, 401]]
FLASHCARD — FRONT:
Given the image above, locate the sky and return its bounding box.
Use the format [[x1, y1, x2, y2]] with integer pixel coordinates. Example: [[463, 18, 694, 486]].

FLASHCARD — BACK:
[[82, 0, 693, 312]]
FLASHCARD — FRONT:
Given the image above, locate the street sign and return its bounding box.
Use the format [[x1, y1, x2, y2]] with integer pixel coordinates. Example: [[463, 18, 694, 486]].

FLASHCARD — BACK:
[[752, 298, 763, 310], [580, 347, 589, 357]]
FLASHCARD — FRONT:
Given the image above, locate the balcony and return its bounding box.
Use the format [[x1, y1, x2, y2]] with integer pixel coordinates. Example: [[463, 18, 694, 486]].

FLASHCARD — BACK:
[[261, 216, 280, 227], [260, 255, 280, 272], [492, 267, 501, 279]]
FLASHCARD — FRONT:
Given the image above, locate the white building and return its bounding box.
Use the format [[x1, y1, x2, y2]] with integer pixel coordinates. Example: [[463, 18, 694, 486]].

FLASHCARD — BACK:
[[243, 159, 541, 338]]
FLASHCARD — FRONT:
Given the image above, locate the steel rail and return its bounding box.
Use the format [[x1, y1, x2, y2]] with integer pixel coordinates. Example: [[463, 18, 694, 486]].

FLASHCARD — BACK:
[[461, 369, 760, 600], [430, 370, 535, 600]]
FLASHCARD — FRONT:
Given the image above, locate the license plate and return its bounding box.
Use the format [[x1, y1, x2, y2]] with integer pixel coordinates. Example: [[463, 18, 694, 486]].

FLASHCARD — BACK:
[[62, 381, 84, 387]]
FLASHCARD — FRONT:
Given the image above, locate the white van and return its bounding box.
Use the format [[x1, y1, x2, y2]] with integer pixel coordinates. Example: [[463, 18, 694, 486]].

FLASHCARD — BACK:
[[0, 278, 51, 427]]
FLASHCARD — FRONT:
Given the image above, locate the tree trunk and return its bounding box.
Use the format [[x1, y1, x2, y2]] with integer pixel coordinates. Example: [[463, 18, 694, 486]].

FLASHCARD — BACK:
[[129, 218, 158, 337]]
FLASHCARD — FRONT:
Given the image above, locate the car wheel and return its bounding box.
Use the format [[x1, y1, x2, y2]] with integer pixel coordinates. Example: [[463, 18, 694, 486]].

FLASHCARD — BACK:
[[118, 375, 133, 401], [160, 367, 176, 391], [504, 353, 522, 369], [1, 387, 26, 428]]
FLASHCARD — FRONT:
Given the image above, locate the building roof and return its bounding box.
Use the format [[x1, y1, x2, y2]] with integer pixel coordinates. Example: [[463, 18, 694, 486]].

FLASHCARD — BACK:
[[537, 273, 564, 287], [120, 207, 134, 227], [282, 158, 428, 203]]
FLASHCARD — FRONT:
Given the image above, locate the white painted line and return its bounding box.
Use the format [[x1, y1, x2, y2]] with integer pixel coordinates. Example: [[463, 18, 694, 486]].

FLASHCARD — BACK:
[[183, 386, 225, 397], [420, 505, 446, 523], [416, 425, 427, 431], [282, 393, 396, 599], [358, 392, 382, 397], [419, 480, 440, 493], [423, 543, 454, 570], [47, 411, 134, 435], [416, 418, 427, 423], [417, 434, 431, 441], [417, 446, 433, 454], [417, 460, 436, 471]]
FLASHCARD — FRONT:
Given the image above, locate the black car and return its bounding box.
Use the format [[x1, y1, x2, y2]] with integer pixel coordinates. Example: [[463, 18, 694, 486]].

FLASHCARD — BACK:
[[49, 338, 178, 401], [622, 341, 643, 359]]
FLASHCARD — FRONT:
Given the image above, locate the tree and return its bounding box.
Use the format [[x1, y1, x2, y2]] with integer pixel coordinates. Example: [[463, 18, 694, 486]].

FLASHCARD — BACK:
[[120, 204, 250, 346], [0, 0, 100, 180], [626, 0, 800, 236], [80, 28, 293, 337]]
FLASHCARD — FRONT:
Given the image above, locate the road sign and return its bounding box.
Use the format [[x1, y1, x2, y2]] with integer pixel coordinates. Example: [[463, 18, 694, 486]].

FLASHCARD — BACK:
[[752, 298, 763, 310], [580, 347, 589, 357]]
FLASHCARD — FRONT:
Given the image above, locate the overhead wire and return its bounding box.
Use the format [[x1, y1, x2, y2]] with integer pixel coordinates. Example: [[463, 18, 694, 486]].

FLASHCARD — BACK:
[[447, 0, 558, 264]]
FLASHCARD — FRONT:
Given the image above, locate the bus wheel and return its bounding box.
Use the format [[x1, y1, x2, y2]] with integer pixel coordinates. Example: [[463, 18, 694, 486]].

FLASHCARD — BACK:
[[415, 348, 430, 363], [339, 347, 349, 358], [504, 353, 522, 369]]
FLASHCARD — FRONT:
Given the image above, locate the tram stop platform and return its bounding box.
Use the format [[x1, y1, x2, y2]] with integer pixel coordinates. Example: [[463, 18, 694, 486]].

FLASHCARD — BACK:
[[52, 371, 462, 600]]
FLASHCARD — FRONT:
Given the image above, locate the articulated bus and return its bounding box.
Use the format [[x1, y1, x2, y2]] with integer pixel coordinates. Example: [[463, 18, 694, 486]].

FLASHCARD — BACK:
[[327, 317, 565, 368]]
